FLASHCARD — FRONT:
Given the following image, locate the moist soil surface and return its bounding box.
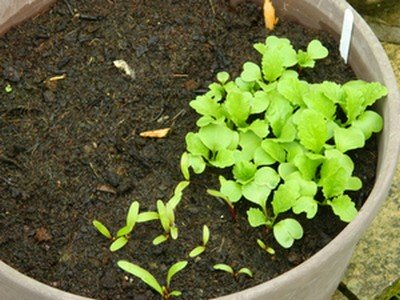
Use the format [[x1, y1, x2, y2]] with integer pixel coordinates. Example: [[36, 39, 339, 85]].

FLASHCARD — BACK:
[[0, 1, 378, 299]]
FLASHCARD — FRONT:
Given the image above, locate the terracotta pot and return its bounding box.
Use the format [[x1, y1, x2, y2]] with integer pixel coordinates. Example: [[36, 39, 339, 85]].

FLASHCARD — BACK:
[[1, 0, 399, 299]]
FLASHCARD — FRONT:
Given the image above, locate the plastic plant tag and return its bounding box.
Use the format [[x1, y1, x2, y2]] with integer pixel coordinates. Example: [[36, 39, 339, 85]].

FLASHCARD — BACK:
[[339, 8, 354, 64]]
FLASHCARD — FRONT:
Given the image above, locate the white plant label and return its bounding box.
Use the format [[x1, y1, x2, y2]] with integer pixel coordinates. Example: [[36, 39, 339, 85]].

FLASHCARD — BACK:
[[339, 8, 354, 64]]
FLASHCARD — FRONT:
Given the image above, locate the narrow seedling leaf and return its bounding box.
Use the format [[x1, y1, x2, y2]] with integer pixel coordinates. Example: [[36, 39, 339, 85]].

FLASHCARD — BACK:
[[126, 201, 140, 229], [257, 239, 276, 255], [92, 220, 112, 239], [153, 234, 168, 245], [189, 246, 206, 258], [110, 236, 128, 252], [167, 261, 188, 288], [118, 261, 163, 295], [202, 225, 210, 245], [237, 268, 253, 278], [137, 211, 159, 223], [170, 226, 178, 240], [213, 264, 234, 274], [180, 152, 190, 180]]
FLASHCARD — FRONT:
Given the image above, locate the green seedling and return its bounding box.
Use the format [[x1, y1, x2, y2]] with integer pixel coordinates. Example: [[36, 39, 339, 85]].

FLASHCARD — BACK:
[[188, 225, 210, 258], [184, 36, 387, 248], [213, 264, 253, 279], [93, 201, 159, 252], [153, 181, 190, 245], [118, 260, 188, 299], [5, 83, 12, 93], [256, 239, 275, 255]]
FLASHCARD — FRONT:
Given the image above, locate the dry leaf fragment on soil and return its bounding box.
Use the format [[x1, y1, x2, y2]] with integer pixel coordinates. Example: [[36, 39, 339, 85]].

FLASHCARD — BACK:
[[96, 184, 117, 194], [34, 227, 52, 242], [263, 0, 278, 30], [139, 128, 170, 138]]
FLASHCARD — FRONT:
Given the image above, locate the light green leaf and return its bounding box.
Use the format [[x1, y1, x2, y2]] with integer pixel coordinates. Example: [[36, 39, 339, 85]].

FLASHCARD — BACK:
[[169, 290, 182, 297], [217, 71, 230, 84], [272, 181, 300, 215], [253, 147, 275, 166], [315, 81, 343, 103], [303, 90, 336, 119], [261, 140, 286, 163], [117, 260, 163, 295], [293, 152, 324, 180], [189, 94, 222, 118], [251, 91, 270, 114], [297, 109, 328, 153], [137, 211, 159, 223], [180, 152, 190, 180], [293, 196, 318, 219], [213, 264, 234, 274], [273, 218, 304, 248], [167, 261, 188, 287], [185, 132, 209, 157], [277, 77, 308, 106], [307, 40, 328, 60], [247, 208, 268, 227], [237, 268, 253, 278], [188, 154, 206, 174], [254, 167, 280, 189], [233, 161, 257, 184], [199, 124, 238, 152], [92, 220, 112, 239], [225, 91, 251, 127], [170, 226, 178, 240], [157, 200, 170, 232], [266, 91, 294, 137], [328, 195, 358, 222], [277, 162, 297, 180], [342, 86, 365, 124], [153, 234, 168, 245], [210, 149, 236, 168], [242, 181, 271, 207], [238, 130, 262, 160], [126, 201, 140, 229], [168, 181, 190, 210], [219, 176, 242, 203], [116, 225, 131, 238], [189, 246, 206, 258], [110, 236, 128, 252], [202, 225, 210, 245], [241, 62, 262, 82], [352, 110, 383, 139], [297, 50, 314, 68], [246, 119, 269, 138], [334, 126, 365, 153]]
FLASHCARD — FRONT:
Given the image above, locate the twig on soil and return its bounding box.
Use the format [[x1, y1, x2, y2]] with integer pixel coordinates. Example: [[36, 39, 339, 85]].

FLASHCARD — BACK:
[[63, 0, 74, 16], [172, 73, 188, 78], [89, 162, 100, 178], [0, 155, 23, 170], [208, 0, 216, 16]]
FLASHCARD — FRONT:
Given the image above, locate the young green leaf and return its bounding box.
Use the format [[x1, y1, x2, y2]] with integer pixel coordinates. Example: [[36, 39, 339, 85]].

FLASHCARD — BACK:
[[189, 246, 206, 258], [242, 181, 271, 206], [185, 132, 209, 157], [180, 152, 190, 180], [170, 226, 178, 240], [232, 161, 257, 185], [251, 91, 270, 114], [168, 181, 190, 210], [117, 261, 163, 295], [292, 196, 318, 219], [219, 176, 242, 203], [198, 124, 238, 152], [307, 40, 329, 60], [297, 109, 328, 153], [273, 218, 304, 248], [272, 181, 300, 215], [253, 167, 280, 189], [189, 94, 222, 118], [224, 91, 251, 127], [153, 234, 168, 245], [277, 77, 308, 106], [257, 239, 276, 255], [247, 208, 269, 227], [202, 225, 210, 245], [352, 110, 383, 140], [213, 264, 234, 274], [241, 62, 262, 82], [328, 195, 358, 222], [110, 236, 128, 252], [217, 71, 230, 84], [237, 268, 253, 278], [157, 200, 170, 233], [137, 211, 159, 223], [166, 261, 188, 288], [92, 220, 112, 239], [261, 140, 286, 163], [334, 126, 365, 153], [126, 201, 140, 229]]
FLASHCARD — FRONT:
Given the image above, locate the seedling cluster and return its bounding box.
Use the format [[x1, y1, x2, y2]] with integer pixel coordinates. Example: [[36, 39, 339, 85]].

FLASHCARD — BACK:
[[92, 36, 386, 298], [181, 36, 387, 248]]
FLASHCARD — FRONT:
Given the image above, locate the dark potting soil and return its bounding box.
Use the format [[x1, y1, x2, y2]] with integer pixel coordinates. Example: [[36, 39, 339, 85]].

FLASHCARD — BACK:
[[0, 1, 378, 299]]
